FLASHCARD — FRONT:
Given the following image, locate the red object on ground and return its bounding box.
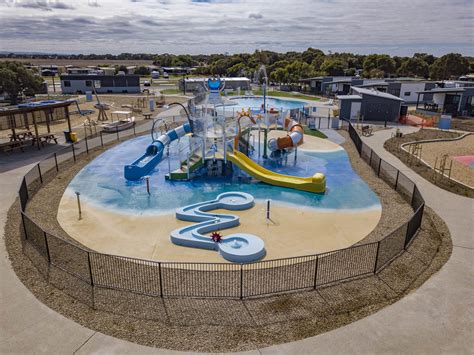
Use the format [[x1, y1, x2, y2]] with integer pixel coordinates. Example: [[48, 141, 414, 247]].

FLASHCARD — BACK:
[[400, 114, 436, 128], [452, 155, 474, 166]]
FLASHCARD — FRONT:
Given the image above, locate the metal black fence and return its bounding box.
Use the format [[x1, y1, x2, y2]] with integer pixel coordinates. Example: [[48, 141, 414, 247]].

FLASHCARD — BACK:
[[17, 118, 425, 310]]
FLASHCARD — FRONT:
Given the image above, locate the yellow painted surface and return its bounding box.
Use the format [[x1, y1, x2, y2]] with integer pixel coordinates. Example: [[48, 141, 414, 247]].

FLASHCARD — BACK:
[[227, 149, 326, 193]]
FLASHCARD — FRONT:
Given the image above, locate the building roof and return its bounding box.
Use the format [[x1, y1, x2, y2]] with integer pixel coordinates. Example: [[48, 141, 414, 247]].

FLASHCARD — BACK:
[[325, 78, 354, 85], [336, 95, 362, 100], [355, 82, 388, 88], [352, 87, 404, 101], [416, 87, 466, 94]]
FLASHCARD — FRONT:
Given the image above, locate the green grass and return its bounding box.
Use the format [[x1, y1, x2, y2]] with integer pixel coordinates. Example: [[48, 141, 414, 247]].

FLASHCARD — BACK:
[[302, 126, 328, 139], [250, 89, 321, 101], [160, 88, 183, 95]]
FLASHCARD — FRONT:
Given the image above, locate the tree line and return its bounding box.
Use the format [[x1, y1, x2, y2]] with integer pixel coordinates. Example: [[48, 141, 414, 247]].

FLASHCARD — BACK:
[[3, 49, 472, 82]]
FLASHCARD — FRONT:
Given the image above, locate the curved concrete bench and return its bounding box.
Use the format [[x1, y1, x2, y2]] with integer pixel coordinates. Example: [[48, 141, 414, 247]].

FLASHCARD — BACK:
[[170, 192, 265, 263]]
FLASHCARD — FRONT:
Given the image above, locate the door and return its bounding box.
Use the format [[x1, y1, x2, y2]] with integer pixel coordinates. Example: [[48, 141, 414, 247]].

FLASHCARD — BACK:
[[350, 102, 361, 120]]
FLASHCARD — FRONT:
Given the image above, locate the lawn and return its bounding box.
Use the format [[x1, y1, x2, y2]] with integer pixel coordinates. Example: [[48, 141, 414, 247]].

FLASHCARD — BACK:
[[302, 126, 328, 139], [160, 88, 184, 95], [249, 89, 321, 101]]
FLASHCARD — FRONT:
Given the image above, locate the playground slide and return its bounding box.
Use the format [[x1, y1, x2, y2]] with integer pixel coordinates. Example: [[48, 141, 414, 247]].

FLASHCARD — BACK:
[[268, 117, 304, 151], [227, 149, 326, 193], [124, 123, 192, 181]]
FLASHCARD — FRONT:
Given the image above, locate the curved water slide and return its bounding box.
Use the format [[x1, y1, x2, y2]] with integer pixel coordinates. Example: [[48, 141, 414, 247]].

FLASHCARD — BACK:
[[227, 149, 326, 193], [170, 192, 265, 263], [268, 116, 304, 151], [124, 123, 192, 181]]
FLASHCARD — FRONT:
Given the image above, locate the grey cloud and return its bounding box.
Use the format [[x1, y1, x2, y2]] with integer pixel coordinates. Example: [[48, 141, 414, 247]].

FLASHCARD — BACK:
[[248, 13, 263, 19], [14, 0, 75, 11]]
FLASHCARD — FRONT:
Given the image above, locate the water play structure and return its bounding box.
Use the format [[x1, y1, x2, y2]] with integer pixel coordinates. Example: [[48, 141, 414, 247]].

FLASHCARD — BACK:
[[124, 122, 192, 181], [170, 192, 265, 263], [123, 77, 326, 194]]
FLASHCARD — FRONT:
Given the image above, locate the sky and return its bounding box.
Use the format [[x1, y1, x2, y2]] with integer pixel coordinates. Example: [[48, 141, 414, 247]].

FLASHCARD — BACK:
[[0, 0, 473, 56]]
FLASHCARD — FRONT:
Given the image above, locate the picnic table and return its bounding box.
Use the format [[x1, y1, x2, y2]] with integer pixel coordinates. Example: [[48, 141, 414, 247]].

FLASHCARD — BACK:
[[143, 112, 153, 120], [31, 133, 58, 146], [9, 130, 34, 142]]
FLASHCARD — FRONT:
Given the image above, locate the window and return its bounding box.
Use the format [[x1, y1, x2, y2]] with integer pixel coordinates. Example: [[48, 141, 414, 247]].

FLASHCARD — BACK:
[[64, 81, 71, 87], [85, 80, 92, 87], [404, 92, 411, 96]]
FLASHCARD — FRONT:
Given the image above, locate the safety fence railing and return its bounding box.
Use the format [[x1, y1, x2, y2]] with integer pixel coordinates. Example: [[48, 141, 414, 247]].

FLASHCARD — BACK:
[[17, 117, 425, 309]]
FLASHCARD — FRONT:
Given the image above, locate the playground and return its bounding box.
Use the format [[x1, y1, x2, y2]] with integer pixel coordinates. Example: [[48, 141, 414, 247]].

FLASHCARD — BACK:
[[55, 78, 382, 263]]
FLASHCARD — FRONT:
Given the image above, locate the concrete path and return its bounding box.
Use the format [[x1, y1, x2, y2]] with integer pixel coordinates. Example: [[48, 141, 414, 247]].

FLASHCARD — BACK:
[[1, 125, 473, 353]]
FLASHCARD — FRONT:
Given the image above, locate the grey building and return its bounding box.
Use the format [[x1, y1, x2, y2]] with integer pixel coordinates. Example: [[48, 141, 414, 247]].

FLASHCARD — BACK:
[[337, 87, 404, 122], [415, 87, 474, 117], [60, 75, 141, 94]]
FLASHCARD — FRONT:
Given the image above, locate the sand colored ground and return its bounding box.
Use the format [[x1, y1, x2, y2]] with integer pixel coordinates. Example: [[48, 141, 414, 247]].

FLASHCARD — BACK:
[[58, 191, 381, 263], [267, 129, 342, 152], [418, 134, 474, 187]]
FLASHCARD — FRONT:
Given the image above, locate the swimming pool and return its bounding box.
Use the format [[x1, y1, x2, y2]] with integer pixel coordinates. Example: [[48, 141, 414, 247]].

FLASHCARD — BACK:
[[66, 135, 381, 215], [227, 97, 307, 111]]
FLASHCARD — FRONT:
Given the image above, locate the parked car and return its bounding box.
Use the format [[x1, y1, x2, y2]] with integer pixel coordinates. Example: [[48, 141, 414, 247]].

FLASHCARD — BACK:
[[143, 80, 151, 87]]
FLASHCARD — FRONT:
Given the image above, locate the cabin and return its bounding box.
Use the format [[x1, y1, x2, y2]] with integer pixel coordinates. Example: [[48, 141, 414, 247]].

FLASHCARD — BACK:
[[60, 75, 141, 94], [415, 87, 474, 117]]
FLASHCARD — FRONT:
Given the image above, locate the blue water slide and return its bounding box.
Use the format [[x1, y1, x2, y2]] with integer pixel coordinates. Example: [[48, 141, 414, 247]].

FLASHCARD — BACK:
[[124, 123, 192, 181]]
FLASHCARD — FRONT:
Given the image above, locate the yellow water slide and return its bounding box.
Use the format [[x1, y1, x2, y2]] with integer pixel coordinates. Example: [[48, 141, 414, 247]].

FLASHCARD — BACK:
[[227, 150, 326, 193]]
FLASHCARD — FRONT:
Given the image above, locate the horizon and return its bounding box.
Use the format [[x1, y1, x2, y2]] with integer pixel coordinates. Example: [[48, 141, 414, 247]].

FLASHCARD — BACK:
[[0, 0, 473, 57]]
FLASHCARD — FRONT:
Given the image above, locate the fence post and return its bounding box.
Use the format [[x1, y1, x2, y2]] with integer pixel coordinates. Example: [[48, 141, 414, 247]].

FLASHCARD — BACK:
[[394, 170, 400, 190], [43, 231, 51, 263], [87, 252, 95, 309], [410, 185, 417, 208], [313, 255, 319, 289], [369, 150, 373, 166], [72, 144, 76, 162], [21, 213, 28, 240], [116, 126, 120, 141], [37, 163, 43, 184], [240, 264, 244, 299], [373, 241, 380, 273], [54, 152, 59, 172], [100, 131, 103, 147], [377, 158, 382, 176], [158, 262, 163, 298], [133, 124, 136, 136], [85, 135, 89, 154]]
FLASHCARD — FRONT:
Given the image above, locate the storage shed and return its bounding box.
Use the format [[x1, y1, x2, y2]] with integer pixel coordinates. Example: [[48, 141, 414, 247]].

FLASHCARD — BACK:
[[337, 87, 404, 122]]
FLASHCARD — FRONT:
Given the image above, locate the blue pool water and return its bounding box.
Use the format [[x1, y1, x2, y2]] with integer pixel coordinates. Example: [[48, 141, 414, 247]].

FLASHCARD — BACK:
[[67, 135, 380, 214], [228, 97, 307, 111]]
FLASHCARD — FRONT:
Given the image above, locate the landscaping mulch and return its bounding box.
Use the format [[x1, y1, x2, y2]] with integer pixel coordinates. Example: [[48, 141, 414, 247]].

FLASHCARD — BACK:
[[384, 129, 474, 198]]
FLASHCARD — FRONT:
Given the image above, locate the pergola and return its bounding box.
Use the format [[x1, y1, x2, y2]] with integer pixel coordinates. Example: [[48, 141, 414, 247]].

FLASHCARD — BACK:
[[0, 101, 73, 150]]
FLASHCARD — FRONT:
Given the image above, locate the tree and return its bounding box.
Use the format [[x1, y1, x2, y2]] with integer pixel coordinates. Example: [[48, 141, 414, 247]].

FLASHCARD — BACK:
[[414, 53, 436, 65], [320, 58, 345, 76], [135, 66, 150, 76], [227, 63, 246, 77], [270, 67, 289, 84], [430, 53, 470, 80], [115, 65, 128, 74], [398, 57, 429, 78], [363, 54, 396, 77], [0, 61, 43, 104]]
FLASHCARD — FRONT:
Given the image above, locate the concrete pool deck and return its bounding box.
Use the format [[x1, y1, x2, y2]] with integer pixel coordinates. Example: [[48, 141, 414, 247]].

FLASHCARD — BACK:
[[1, 123, 473, 353], [57, 195, 381, 263]]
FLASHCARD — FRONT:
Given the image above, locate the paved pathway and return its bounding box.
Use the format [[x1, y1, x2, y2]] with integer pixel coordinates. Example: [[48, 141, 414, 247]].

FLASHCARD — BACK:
[[1, 125, 473, 353]]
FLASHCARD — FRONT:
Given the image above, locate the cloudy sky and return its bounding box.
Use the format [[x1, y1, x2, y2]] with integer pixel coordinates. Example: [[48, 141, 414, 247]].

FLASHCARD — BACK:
[[0, 0, 472, 56]]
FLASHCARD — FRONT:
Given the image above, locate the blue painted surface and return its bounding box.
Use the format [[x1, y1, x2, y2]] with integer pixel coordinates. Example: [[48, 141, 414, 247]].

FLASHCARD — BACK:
[[68, 135, 381, 214], [171, 192, 265, 263]]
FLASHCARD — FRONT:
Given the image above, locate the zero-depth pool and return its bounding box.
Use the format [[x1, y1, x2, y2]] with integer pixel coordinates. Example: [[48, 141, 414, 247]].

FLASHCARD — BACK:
[[66, 135, 381, 215], [227, 97, 307, 111]]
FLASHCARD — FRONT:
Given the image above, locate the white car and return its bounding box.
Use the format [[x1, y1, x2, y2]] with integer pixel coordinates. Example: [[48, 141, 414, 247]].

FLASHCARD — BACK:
[[143, 80, 151, 87]]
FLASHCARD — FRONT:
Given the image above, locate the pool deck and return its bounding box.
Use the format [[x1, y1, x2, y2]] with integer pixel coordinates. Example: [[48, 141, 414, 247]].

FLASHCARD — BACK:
[[1, 124, 473, 353]]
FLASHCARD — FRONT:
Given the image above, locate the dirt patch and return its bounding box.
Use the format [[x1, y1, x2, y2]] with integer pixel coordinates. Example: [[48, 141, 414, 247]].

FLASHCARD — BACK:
[[384, 129, 474, 198]]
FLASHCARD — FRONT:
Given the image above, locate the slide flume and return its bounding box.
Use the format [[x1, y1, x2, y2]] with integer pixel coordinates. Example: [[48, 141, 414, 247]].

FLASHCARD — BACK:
[[227, 149, 326, 193]]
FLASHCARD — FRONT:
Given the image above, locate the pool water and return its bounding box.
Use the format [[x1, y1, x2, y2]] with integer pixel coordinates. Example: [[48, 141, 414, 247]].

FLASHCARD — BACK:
[[67, 135, 381, 214], [228, 97, 307, 111]]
